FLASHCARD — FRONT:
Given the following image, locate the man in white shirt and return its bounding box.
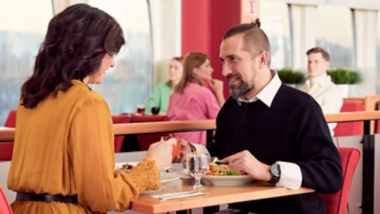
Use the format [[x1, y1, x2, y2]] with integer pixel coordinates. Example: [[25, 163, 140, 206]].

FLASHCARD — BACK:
[[300, 47, 344, 136]]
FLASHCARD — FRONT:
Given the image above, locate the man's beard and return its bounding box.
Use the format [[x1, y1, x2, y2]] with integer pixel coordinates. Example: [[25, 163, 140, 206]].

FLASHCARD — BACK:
[[227, 73, 252, 100]]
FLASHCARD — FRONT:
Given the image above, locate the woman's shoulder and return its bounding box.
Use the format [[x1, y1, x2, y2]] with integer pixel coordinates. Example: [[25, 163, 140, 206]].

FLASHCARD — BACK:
[[68, 80, 106, 105], [156, 82, 172, 92], [186, 82, 213, 95]]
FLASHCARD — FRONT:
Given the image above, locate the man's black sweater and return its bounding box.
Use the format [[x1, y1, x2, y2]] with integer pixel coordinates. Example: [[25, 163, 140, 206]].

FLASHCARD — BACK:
[[208, 84, 342, 214]]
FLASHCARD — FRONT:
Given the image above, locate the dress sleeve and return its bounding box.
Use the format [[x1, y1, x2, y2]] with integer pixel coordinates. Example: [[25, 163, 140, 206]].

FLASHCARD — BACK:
[[69, 98, 160, 212]]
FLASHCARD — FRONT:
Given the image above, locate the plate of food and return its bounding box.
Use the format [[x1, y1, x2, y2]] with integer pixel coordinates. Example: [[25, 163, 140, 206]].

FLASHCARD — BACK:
[[201, 162, 253, 186]]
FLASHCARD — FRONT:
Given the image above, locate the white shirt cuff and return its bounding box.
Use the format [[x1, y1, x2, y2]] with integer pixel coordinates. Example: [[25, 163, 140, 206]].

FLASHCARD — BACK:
[[275, 161, 302, 190]]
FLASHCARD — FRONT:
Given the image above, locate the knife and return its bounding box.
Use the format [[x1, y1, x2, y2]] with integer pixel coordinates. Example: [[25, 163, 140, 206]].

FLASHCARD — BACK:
[[152, 191, 206, 201]]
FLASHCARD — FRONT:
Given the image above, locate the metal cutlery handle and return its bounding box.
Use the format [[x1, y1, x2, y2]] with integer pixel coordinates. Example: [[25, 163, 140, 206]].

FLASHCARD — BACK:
[[152, 191, 206, 200]]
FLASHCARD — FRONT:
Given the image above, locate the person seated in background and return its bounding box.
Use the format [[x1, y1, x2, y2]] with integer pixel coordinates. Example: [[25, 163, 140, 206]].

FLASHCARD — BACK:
[[145, 56, 183, 115], [8, 4, 176, 214], [192, 54, 225, 107], [207, 20, 342, 213], [167, 52, 220, 146], [300, 47, 343, 136]]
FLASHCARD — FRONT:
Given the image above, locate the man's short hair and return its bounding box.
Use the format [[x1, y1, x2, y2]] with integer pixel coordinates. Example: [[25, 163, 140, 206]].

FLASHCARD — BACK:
[[306, 47, 330, 61], [223, 19, 271, 65]]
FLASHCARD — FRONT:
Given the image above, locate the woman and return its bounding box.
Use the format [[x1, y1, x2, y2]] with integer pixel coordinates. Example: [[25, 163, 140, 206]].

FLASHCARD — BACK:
[[191, 56, 225, 107], [167, 52, 220, 146], [7, 4, 175, 214], [145, 56, 183, 115]]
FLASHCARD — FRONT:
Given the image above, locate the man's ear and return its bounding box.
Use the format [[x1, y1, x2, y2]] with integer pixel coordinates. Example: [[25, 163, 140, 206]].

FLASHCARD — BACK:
[[326, 61, 330, 69], [258, 51, 269, 68]]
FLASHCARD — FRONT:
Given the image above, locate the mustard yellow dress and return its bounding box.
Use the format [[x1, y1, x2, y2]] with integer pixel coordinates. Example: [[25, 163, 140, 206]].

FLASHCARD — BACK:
[[7, 80, 160, 213]]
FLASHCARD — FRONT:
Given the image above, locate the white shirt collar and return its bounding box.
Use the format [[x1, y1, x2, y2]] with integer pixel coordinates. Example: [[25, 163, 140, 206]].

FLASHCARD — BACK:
[[305, 74, 331, 89], [237, 70, 282, 107]]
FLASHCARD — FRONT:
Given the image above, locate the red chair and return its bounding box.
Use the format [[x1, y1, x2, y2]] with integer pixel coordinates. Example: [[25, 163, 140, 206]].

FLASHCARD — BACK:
[[0, 188, 13, 214], [334, 102, 364, 136], [112, 115, 131, 152], [1, 110, 17, 161], [4, 110, 16, 128], [320, 147, 360, 214], [130, 115, 170, 150], [0, 142, 14, 161]]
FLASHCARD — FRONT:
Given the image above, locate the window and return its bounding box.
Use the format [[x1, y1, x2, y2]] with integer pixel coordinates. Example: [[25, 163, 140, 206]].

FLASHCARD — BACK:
[[0, 0, 53, 125], [316, 6, 354, 68], [88, 0, 153, 114], [260, 1, 291, 69]]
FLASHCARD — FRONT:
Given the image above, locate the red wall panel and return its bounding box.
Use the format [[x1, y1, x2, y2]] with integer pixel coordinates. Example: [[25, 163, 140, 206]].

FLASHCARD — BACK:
[[181, 0, 211, 54], [182, 0, 241, 98]]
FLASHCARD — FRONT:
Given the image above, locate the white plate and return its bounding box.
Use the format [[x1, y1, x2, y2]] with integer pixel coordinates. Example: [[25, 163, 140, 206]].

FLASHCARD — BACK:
[[115, 163, 180, 185], [202, 175, 253, 186], [160, 172, 181, 184], [115, 162, 138, 170]]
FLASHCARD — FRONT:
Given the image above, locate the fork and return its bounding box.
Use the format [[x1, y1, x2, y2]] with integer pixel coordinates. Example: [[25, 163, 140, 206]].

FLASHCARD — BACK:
[[210, 157, 223, 165]]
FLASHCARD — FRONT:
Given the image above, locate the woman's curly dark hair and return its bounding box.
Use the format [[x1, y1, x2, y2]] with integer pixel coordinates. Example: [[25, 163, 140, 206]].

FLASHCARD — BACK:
[[21, 4, 125, 108]]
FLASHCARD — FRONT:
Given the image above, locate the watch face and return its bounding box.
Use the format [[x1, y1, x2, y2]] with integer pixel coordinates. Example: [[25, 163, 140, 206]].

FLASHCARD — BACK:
[[271, 163, 280, 177]]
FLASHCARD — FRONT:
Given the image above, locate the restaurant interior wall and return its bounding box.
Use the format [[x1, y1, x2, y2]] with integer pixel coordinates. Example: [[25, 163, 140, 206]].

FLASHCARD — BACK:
[[181, 0, 241, 98]]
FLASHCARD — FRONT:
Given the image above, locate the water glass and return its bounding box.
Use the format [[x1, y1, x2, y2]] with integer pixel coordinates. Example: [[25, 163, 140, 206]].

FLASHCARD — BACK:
[[151, 106, 160, 115], [186, 153, 209, 190], [136, 104, 145, 115]]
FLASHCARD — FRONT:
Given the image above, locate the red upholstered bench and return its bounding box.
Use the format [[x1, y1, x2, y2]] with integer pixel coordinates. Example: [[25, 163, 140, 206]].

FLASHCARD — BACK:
[[112, 115, 131, 152], [1, 110, 17, 161], [130, 115, 170, 150]]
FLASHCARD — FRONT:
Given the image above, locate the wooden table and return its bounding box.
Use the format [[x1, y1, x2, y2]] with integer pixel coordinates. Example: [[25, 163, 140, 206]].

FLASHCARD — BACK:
[[131, 179, 314, 213], [0, 127, 14, 142]]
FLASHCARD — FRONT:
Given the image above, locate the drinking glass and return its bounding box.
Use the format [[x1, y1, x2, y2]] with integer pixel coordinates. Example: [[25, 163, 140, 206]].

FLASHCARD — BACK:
[[151, 106, 160, 115], [186, 153, 209, 190], [136, 104, 145, 115]]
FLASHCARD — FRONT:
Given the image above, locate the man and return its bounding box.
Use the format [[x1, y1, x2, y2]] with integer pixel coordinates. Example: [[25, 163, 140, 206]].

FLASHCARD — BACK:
[[300, 47, 344, 136], [208, 20, 342, 213]]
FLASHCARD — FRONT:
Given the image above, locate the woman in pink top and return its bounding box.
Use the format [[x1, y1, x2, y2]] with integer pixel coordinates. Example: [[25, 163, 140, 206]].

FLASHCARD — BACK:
[[167, 52, 221, 146]]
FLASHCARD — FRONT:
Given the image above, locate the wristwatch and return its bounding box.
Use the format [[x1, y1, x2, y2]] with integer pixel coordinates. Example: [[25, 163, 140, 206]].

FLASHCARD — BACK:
[[268, 162, 281, 184]]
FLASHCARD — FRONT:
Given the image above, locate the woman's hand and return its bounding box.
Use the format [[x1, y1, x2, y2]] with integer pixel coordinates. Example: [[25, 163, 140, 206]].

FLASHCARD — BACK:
[[209, 79, 225, 106], [172, 139, 196, 163], [146, 138, 177, 170]]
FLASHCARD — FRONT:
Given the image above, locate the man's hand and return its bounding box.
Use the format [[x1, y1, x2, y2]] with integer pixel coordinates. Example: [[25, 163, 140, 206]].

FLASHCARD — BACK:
[[221, 150, 271, 182]]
